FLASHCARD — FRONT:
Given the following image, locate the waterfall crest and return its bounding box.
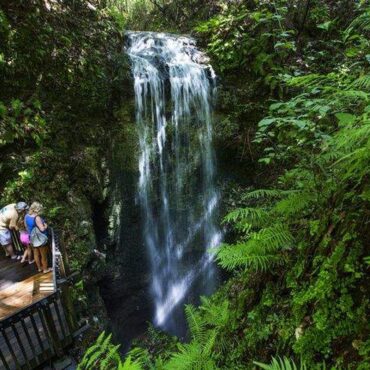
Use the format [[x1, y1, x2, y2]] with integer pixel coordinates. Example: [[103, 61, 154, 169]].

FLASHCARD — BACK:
[[126, 31, 221, 334]]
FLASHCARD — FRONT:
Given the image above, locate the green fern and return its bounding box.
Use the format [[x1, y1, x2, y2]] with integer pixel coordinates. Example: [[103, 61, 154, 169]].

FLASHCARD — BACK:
[[223, 207, 269, 230], [163, 337, 218, 370], [100, 344, 122, 370], [216, 242, 280, 271], [199, 297, 229, 328], [273, 191, 315, 217], [286, 74, 332, 88], [118, 356, 143, 370], [351, 74, 370, 91], [85, 333, 112, 369], [78, 332, 106, 369], [161, 305, 219, 370], [185, 305, 207, 343], [78, 332, 143, 370], [345, 6, 370, 39], [254, 356, 308, 370], [243, 189, 294, 200]]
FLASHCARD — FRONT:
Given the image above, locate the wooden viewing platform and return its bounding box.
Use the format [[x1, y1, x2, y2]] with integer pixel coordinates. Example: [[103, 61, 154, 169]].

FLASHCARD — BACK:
[[0, 258, 54, 321], [0, 230, 81, 370]]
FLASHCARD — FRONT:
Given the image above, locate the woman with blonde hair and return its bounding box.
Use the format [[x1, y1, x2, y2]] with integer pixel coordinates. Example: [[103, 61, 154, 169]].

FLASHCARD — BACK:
[[25, 202, 51, 273]]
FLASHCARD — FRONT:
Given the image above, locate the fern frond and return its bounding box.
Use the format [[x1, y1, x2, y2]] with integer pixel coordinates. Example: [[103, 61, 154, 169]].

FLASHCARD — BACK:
[[164, 342, 202, 370], [96, 331, 107, 345], [78, 332, 124, 370], [273, 191, 314, 217], [185, 305, 207, 343], [333, 121, 370, 151], [254, 356, 307, 370], [243, 189, 295, 201], [286, 74, 331, 88], [251, 224, 293, 250], [102, 333, 113, 350], [128, 347, 152, 367], [342, 88, 368, 101], [118, 355, 143, 370], [351, 74, 370, 91], [216, 242, 279, 271], [85, 346, 106, 369], [345, 7, 370, 38], [100, 344, 121, 370], [223, 207, 269, 228], [78, 343, 99, 369], [199, 297, 229, 328], [216, 224, 292, 271], [202, 329, 217, 356]]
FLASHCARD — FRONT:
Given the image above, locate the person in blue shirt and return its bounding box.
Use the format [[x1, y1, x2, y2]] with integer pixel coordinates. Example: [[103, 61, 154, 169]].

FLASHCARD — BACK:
[[25, 202, 51, 273]]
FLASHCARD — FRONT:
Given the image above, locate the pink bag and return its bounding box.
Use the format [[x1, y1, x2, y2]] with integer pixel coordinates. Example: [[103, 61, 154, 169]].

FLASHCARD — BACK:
[[20, 231, 30, 246]]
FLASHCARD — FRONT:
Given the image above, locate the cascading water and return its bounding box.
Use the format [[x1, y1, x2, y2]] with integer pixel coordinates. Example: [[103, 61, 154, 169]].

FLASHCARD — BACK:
[[126, 32, 222, 335]]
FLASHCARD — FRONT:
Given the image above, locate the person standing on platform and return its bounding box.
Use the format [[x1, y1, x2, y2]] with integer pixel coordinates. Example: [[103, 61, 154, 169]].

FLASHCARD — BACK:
[[0, 202, 29, 260], [19, 215, 34, 264], [25, 202, 51, 273]]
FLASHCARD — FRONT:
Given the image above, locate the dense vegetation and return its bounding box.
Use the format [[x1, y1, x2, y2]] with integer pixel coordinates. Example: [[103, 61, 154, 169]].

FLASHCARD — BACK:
[[84, 1, 367, 369], [1, 1, 369, 369], [0, 1, 123, 268]]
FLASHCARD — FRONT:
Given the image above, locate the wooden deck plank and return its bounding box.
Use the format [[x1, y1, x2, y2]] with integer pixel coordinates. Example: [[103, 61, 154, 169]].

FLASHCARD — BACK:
[[0, 254, 54, 321]]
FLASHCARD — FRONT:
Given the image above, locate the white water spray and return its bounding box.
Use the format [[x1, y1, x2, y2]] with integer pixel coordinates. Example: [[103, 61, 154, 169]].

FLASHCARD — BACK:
[[126, 32, 221, 332]]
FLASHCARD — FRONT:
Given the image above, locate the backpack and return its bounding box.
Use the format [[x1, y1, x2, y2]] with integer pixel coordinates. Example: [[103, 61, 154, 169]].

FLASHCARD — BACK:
[[30, 216, 48, 247]]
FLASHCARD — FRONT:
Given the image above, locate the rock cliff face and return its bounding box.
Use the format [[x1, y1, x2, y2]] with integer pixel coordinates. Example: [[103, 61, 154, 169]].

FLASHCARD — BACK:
[[98, 127, 153, 349], [84, 70, 152, 347]]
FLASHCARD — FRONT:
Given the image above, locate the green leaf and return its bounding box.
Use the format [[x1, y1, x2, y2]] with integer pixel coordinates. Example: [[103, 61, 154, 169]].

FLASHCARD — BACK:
[[335, 113, 356, 126], [258, 118, 276, 127], [317, 21, 332, 31]]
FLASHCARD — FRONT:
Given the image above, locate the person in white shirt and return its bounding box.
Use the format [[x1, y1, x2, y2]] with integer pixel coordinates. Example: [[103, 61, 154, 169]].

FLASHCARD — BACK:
[[0, 202, 29, 259]]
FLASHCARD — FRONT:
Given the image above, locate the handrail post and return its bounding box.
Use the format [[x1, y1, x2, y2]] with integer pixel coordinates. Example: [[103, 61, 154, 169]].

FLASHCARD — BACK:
[[59, 230, 71, 277], [51, 228, 78, 334], [42, 299, 64, 357], [60, 282, 78, 334], [11, 230, 23, 255]]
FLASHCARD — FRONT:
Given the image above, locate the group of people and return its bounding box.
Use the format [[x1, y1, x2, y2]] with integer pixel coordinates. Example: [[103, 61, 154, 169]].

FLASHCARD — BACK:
[[0, 201, 51, 273]]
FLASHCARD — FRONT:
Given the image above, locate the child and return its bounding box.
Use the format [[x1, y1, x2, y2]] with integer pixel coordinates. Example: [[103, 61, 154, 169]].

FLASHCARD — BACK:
[[19, 216, 34, 264]]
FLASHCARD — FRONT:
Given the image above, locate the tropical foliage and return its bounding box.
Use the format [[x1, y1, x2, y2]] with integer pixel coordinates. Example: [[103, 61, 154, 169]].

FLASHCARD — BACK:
[[1, 0, 368, 369], [0, 0, 123, 269], [78, 332, 143, 370], [102, 1, 367, 369]]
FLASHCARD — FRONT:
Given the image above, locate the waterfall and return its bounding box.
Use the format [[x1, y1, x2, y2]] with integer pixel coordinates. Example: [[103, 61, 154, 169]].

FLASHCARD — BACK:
[[126, 32, 221, 334]]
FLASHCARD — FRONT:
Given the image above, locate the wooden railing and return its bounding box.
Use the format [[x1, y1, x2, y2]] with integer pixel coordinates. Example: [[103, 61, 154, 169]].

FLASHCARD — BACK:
[[0, 228, 82, 370]]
